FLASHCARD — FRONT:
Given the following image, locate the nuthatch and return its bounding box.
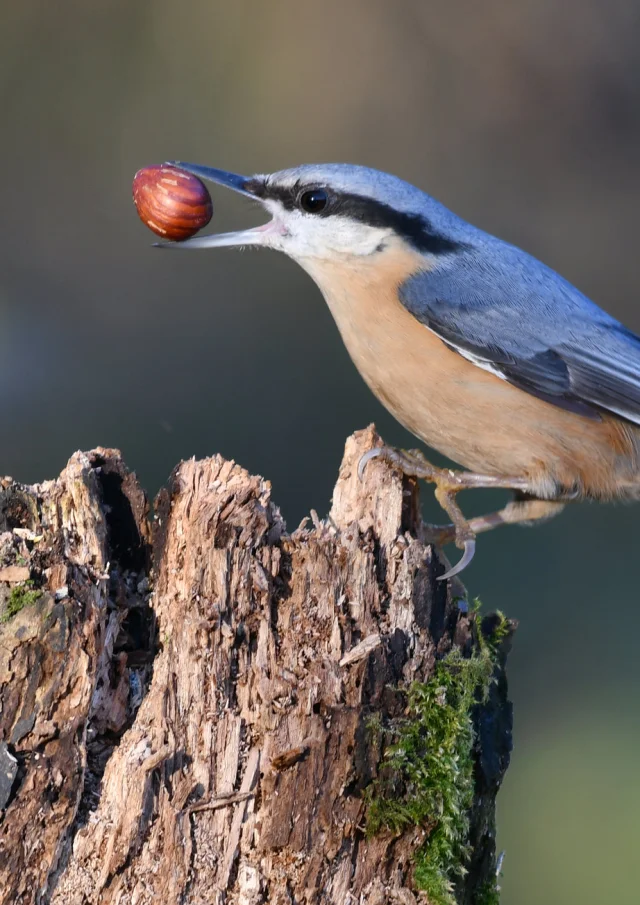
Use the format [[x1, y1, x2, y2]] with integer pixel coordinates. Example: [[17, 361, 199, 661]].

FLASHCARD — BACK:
[[158, 161, 640, 579]]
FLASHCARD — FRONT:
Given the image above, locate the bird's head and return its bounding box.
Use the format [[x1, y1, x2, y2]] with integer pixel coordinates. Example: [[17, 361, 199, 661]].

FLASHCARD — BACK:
[[159, 162, 472, 266]]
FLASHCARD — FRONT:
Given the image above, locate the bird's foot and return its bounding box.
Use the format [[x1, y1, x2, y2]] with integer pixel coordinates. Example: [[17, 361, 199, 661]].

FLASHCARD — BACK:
[[358, 445, 442, 483], [432, 482, 477, 581], [358, 445, 479, 580], [359, 446, 529, 492]]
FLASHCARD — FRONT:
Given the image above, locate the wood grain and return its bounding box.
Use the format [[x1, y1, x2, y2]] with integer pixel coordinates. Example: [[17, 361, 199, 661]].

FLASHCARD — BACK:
[[0, 427, 513, 904]]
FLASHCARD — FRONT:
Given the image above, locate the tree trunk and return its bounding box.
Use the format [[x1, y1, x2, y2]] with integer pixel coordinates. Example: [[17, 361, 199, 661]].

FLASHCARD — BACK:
[[0, 426, 514, 905]]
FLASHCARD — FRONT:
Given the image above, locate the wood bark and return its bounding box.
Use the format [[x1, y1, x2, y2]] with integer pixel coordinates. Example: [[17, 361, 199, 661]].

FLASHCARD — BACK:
[[0, 427, 513, 905]]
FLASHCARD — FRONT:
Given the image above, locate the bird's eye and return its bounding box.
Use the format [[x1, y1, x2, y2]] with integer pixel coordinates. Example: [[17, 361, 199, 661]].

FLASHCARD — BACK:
[[299, 188, 328, 214]]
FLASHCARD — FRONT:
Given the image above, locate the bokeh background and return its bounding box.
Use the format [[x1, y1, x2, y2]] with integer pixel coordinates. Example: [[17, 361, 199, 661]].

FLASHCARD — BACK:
[[2, 2, 640, 902]]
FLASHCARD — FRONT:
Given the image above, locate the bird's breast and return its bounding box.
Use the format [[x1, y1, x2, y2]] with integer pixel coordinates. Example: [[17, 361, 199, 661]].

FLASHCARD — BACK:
[[300, 246, 640, 501]]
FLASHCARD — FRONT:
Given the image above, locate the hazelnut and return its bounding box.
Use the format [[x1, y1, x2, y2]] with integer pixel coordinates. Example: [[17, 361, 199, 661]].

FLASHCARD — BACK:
[[132, 165, 213, 241]]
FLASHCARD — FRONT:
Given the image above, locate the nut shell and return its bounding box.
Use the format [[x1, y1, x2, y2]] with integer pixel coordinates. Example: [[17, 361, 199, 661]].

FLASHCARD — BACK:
[[132, 165, 213, 241]]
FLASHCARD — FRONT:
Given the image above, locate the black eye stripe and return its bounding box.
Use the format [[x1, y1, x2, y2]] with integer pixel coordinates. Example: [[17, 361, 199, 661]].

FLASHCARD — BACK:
[[244, 179, 295, 208], [244, 179, 465, 255], [334, 195, 464, 254]]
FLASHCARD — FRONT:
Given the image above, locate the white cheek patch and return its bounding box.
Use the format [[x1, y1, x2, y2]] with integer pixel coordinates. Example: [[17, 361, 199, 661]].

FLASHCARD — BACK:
[[264, 202, 391, 259]]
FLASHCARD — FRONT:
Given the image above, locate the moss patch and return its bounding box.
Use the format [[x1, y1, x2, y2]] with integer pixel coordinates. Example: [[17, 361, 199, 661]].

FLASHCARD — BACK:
[[365, 610, 507, 905], [1, 581, 43, 623], [477, 877, 501, 905], [473, 599, 510, 657]]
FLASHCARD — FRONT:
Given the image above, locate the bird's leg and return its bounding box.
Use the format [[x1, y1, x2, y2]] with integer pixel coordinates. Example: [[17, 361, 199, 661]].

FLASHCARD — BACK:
[[431, 480, 477, 580], [358, 446, 443, 483], [358, 447, 530, 492], [469, 497, 565, 533], [425, 498, 565, 545], [358, 446, 533, 580]]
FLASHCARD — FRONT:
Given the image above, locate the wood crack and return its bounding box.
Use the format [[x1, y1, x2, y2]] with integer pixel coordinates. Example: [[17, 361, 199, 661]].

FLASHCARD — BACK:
[[0, 427, 514, 905]]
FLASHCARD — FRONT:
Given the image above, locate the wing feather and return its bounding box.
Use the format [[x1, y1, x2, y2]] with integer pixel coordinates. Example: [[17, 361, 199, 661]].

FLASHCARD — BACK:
[[400, 249, 640, 426]]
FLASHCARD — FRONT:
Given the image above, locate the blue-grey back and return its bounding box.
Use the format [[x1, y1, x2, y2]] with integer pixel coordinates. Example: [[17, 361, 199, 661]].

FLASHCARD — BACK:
[[400, 241, 640, 425]]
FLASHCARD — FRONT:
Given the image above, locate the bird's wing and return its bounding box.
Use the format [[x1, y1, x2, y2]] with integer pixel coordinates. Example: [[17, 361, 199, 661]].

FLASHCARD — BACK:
[[399, 250, 640, 425]]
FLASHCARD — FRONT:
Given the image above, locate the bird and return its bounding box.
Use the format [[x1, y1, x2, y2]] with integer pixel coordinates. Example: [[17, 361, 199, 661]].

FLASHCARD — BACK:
[[156, 161, 640, 579]]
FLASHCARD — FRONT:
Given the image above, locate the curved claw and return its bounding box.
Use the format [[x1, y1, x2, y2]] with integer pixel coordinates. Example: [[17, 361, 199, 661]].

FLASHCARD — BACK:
[[358, 447, 384, 482], [437, 538, 476, 582]]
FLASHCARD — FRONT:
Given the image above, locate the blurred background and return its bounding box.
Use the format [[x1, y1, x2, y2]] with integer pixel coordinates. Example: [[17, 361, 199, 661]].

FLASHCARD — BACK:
[[2, 2, 639, 901]]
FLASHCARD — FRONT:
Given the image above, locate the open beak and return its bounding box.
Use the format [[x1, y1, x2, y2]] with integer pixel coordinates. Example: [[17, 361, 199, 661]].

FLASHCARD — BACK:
[[154, 161, 273, 249]]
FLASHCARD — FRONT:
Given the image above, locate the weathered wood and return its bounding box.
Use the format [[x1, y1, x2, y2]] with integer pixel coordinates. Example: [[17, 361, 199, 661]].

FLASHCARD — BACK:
[[0, 427, 513, 905], [0, 450, 151, 905]]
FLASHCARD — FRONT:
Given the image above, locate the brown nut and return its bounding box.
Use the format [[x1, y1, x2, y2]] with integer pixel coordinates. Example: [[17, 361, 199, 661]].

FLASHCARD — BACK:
[[132, 165, 213, 241]]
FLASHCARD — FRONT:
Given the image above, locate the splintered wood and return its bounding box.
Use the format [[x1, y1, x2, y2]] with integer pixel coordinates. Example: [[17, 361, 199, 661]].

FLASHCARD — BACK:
[[0, 427, 513, 905], [0, 450, 151, 905]]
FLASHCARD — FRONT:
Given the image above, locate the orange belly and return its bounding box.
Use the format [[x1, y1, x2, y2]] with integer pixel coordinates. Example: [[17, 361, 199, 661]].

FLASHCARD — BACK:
[[302, 244, 640, 502]]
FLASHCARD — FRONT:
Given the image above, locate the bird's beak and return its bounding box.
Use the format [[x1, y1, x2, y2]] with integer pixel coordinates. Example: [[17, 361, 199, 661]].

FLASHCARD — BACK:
[[154, 161, 274, 250]]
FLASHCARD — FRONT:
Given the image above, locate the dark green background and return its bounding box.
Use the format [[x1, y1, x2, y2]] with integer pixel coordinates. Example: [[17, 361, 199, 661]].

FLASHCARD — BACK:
[[2, 3, 639, 902]]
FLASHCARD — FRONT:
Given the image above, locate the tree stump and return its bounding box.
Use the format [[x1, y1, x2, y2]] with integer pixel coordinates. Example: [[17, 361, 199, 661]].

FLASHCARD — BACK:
[[0, 427, 514, 905]]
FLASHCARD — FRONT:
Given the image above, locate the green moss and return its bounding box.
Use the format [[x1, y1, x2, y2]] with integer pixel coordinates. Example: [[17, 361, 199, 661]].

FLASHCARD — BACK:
[[477, 877, 501, 905], [479, 608, 510, 657], [2, 581, 43, 622], [365, 617, 506, 905], [365, 712, 383, 740]]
